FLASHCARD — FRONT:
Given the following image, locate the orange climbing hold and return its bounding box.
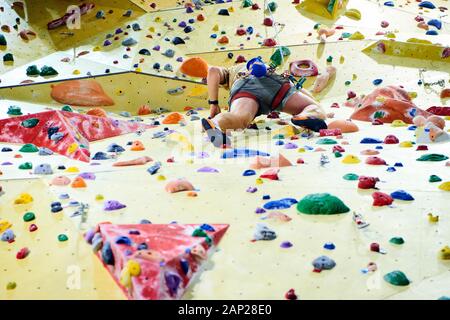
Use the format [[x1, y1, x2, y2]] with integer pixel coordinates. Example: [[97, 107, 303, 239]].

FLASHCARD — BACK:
[[71, 176, 87, 188], [217, 36, 229, 44], [51, 80, 115, 106], [250, 154, 292, 169], [113, 156, 152, 167], [179, 57, 209, 78], [165, 179, 195, 193], [441, 88, 450, 99], [137, 105, 151, 115], [162, 112, 184, 124], [130, 141, 145, 151], [327, 119, 359, 133], [86, 107, 108, 118]]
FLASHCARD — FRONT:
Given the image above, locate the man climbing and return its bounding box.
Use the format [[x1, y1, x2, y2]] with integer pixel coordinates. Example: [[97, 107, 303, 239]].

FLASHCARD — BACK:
[[179, 56, 329, 147]]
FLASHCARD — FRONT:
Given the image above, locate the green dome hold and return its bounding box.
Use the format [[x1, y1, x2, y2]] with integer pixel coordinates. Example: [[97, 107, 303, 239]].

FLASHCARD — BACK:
[[61, 105, 73, 112], [317, 138, 337, 145], [23, 212, 36, 222], [21, 118, 39, 128], [389, 237, 405, 245], [26, 65, 40, 76], [343, 173, 359, 181], [40, 65, 58, 76], [3, 53, 14, 62], [19, 143, 39, 153], [270, 46, 291, 67], [429, 175, 442, 183], [7, 105, 22, 115], [0, 34, 7, 46], [334, 151, 342, 158], [297, 193, 350, 215], [242, 0, 253, 7], [19, 162, 33, 170], [267, 1, 278, 12], [58, 234, 69, 242], [417, 154, 448, 162], [383, 270, 410, 286], [272, 134, 285, 139]]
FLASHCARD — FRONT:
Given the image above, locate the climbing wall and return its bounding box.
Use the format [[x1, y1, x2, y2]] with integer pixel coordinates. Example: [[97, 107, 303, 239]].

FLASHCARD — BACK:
[[1, 0, 450, 300]]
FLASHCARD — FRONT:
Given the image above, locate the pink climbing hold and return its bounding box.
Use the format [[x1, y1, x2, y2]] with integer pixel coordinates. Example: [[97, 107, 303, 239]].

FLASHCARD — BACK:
[[384, 135, 399, 144], [165, 179, 195, 193], [361, 149, 379, 155], [372, 191, 393, 206], [347, 91, 356, 100], [332, 145, 345, 153], [366, 156, 387, 165]]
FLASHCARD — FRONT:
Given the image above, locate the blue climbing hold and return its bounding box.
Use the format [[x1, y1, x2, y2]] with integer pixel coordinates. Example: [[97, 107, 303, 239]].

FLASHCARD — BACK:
[[426, 30, 438, 35], [275, 140, 284, 146], [101, 242, 115, 265], [1, 147, 12, 152], [222, 148, 270, 159], [262, 195, 271, 200], [419, 1, 436, 9], [92, 152, 109, 160], [373, 79, 383, 85], [387, 167, 396, 172], [147, 162, 162, 175], [375, 146, 383, 150], [427, 19, 442, 30], [243, 169, 256, 176], [140, 219, 152, 224], [394, 162, 403, 167], [361, 137, 383, 144], [137, 243, 148, 250], [391, 190, 414, 201], [408, 125, 417, 131], [200, 224, 215, 232], [384, 1, 394, 6], [107, 143, 125, 153], [323, 242, 336, 250], [115, 236, 132, 245], [263, 198, 298, 210], [180, 259, 189, 275]]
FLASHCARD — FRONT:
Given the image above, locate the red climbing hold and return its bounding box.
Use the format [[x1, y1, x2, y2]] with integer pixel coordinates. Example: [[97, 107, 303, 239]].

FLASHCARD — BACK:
[[16, 247, 30, 259], [263, 18, 273, 26], [285, 288, 298, 300], [260, 168, 280, 180], [197, 14, 205, 21], [252, 3, 260, 9], [366, 156, 387, 165], [372, 119, 384, 125], [347, 91, 356, 99], [262, 38, 277, 47], [236, 28, 246, 36], [358, 176, 379, 189], [416, 145, 428, 151], [320, 129, 342, 136], [426, 106, 450, 116], [370, 243, 380, 252], [218, 36, 229, 44], [235, 55, 246, 63], [332, 145, 345, 153], [372, 192, 393, 206], [384, 135, 399, 144], [296, 158, 304, 164]]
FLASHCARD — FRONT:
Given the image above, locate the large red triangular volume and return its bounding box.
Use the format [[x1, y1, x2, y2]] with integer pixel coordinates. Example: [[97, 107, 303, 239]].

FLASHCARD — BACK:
[[89, 223, 229, 300], [0, 110, 150, 162]]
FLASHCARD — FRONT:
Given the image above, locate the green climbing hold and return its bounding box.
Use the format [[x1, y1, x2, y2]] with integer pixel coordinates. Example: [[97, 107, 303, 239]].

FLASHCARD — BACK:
[[242, 0, 253, 7], [39, 65, 58, 76], [26, 65, 40, 76], [343, 173, 359, 180], [19, 162, 33, 170], [23, 212, 36, 222], [61, 105, 73, 112], [3, 53, 14, 62], [273, 134, 285, 139], [267, 1, 278, 12], [313, 23, 321, 30], [389, 237, 405, 245], [383, 270, 410, 286], [344, 80, 351, 86], [429, 175, 442, 183], [297, 193, 350, 215], [58, 234, 69, 242], [270, 46, 291, 67], [19, 143, 39, 153], [21, 118, 39, 128], [326, 56, 333, 63], [317, 138, 337, 145], [417, 154, 449, 162], [7, 105, 22, 115], [6, 282, 16, 290], [0, 34, 6, 46], [192, 228, 208, 238], [334, 151, 342, 158]]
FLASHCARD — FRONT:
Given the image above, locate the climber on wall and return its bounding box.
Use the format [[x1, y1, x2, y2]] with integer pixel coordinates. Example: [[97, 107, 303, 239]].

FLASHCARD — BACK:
[[179, 56, 330, 147]]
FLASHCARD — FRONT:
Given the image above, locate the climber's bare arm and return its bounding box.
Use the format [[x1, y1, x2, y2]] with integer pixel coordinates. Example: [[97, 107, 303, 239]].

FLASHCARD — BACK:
[[207, 66, 227, 118]]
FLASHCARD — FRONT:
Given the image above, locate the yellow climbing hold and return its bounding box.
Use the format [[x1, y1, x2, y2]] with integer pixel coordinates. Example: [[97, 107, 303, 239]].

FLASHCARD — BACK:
[[339, 56, 345, 64], [272, 125, 299, 138], [73, 69, 80, 75], [428, 213, 439, 223], [119, 260, 141, 287], [298, 147, 306, 153], [438, 181, 450, 191], [352, 74, 357, 80], [186, 159, 194, 164], [256, 178, 264, 185], [65, 166, 79, 173], [212, 24, 219, 31], [93, 46, 101, 51], [228, 6, 235, 12], [342, 154, 361, 164], [391, 120, 407, 127], [385, 32, 396, 39], [399, 141, 413, 148], [67, 143, 79, 154], [95, 194, 104, 201], [0, 220, 12, 233], [439, 246, 450, 260], [154, 17, 162, 22], [14, 193, 33, 204], [115, 89, 125, 96], [408, 92, 417, 99], [445, 116, 450, 121], [157, 175, 166, 181], [148, 26, 155, 32], [349, 31, 365, 40], [135, 67, 142, 73], [345, 8, 361, 20]]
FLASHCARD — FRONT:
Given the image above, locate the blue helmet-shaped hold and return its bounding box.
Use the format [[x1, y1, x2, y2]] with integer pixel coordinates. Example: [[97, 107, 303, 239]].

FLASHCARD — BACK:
[[247, 56, 267, 78]]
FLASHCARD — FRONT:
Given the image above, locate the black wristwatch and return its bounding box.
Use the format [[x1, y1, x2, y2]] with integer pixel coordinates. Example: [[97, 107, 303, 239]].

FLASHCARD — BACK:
[[208, 100, 219, 105]]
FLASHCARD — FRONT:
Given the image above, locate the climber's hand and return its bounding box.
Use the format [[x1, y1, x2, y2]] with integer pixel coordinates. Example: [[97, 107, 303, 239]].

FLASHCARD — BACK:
[[209, 104, 221, 118]]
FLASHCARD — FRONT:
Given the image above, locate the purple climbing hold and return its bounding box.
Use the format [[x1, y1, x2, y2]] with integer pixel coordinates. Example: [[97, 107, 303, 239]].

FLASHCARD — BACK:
[[255, 207, 266, 214], [247, 186, 258, 193], [280, 241, 293, 248], [197, 166, 218, 173], [34, 163, 53, 175], [104, 200, 127, 211], [78, 172, 96, 180], [165, 272, 181, 296]]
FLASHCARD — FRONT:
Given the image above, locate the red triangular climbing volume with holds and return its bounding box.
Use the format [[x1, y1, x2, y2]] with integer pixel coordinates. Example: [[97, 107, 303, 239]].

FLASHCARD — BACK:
[[89, 223, 229, 300], [0, 110, 150, 162]]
